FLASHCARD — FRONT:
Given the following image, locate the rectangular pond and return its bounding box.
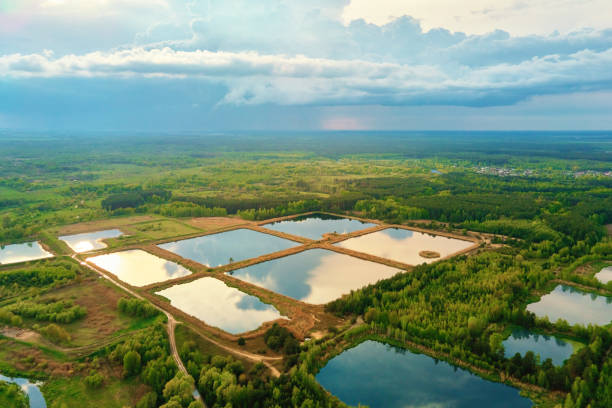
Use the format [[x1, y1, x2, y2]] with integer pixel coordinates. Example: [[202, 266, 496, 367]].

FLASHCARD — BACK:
[[87, 249, 191, 287], [59, 229, 123, 253], [316, 340, 532, 408], [335, 227, 474, 265], [262, 213, 376, 240], [158, 228, 299, 267], [155, 277, 284, 334], [527, 284, 612, 326], [503, 328, 581, 366], [0, 242, 53, 265], [595, 266, 612, 284], [227, 248, 400, 304]]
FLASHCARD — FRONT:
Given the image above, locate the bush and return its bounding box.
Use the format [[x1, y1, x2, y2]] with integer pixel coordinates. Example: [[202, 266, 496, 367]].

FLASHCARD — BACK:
[[84, 371, 104, 388], [117, 298, 160, 318], [40, 323, 71, 344], [123, 350, 142, 377]]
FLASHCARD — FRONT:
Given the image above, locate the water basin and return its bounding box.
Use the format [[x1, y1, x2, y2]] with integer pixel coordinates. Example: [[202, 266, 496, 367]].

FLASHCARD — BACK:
[[228, 249, 400, 304], [0, 242, 53, 265], [316, 340, 532, 408], [262, 213, 376, 240], [87, 249, 191, 287], [155, 277, 283, 334], [158, 228, 299, 267], [335, 228, 474, 265], [59, 229, 123, 253]]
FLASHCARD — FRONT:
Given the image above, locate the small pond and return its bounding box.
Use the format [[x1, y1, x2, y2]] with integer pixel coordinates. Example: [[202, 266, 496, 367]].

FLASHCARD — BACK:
[[0, 242, 53, 265], [87, 249, 191, 287], [155, 277, 283, 334], [227, 249, 400, 304], [0, 373, 46, 408], [595, 266, 612, 284], [335, 228, 474, 265], [262, 213, 376, 240], [59, 229, 123, 253], [316, 340, 532, 408], [526, 284, 612, 326], [158, 228, 299, 267], [503, 328, 581, 365]]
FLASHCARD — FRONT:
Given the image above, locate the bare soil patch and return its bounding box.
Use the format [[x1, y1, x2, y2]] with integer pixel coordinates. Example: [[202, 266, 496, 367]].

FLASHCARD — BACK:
[[55, 216, 158, 235], [187, 216, 249, 231]]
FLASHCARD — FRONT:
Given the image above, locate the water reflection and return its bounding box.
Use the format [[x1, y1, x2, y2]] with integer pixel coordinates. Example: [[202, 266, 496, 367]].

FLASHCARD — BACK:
[[595, 266, 612, 284], [59, 229, 122, 253], [527, 285, 612, 326], [263, 213, 376, 240], [158, 228, 298, 267], [316, 340, 532, 408], [87, 249, 191, 287], [0, 373, 47, 408], [335, 228, 474, 265], [503, 328, 578, 365], [156, 277, 283, 334], [0, 242, 53, 265], [228, 249, 400, 304]]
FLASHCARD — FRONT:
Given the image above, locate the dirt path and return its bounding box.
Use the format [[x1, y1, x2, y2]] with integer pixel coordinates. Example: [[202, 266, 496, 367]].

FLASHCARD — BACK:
[[73, 255, 206, 406]]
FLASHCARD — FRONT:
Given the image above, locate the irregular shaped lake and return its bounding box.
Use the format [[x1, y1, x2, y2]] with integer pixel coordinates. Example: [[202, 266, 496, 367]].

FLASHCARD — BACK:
[[227, 249, 400, 304], [316, 340, 532, 408], [0, 242, 53, 265], [87, 249, 191, 287], [0, 373, 46, 408], [527, 285, 612, 326], [59, 229, 123, 253], [156, 277, 283, 334], [158, 228, 299, 267], [335, 228, 474, 265], [503, 328, 580, 365], [595, 266, 612, 284], [262, 213, 376, 240]]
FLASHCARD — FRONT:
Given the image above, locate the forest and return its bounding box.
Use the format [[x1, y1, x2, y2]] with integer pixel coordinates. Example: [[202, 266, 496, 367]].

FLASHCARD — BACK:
[[0, 131, 610, 407]]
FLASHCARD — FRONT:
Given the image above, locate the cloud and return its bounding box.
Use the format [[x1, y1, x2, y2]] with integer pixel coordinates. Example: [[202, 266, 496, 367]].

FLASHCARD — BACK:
[[1, 46, 612, 107], [342, 0, 612, 36]]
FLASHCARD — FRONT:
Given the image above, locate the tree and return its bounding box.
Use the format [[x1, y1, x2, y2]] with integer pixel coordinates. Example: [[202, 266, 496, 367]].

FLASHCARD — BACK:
[[123, 350, 142, 377]]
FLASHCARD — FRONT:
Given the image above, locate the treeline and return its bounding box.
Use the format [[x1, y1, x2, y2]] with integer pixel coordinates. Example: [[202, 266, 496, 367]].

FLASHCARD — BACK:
[[0, 261, 80, 298], [156, 202, 227, 218], [101, 188, 172, 211], [7, 299, 86, 324], [173, 192, 364, 218], [354, 198, 427, 223], [117, 298, 160, 318]]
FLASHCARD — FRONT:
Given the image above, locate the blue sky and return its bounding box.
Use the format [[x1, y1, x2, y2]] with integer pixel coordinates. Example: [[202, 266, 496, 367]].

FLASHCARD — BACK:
[[1, 0, 612, 130]]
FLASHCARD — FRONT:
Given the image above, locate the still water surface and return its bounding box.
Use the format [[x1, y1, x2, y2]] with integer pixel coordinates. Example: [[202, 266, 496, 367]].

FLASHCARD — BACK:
[[59, 229, 122, 253], [228, 249, 400, 304], [156, 277, 283, 334], [503, 328, 579, 365], [159, 228, 299, 267], [527, 285, 612, 326], [316, 340, 532, 408], [263, 213, 376, 240], [0, 373, 47, 408], [595, 266, 612, 284], [88, 249, 191, 287], [0, 242, 53, 265], [335, 228, 474, 265]]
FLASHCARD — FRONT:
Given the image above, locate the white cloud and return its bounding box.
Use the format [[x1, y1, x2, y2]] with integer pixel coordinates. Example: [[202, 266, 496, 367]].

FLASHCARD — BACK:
[[342, 0, 612, 36], [2, 46, 612, 107]]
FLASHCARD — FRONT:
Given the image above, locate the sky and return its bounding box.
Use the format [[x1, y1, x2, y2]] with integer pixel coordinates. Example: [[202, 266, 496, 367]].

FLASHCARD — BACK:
[[1, 0, 612, 131]]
